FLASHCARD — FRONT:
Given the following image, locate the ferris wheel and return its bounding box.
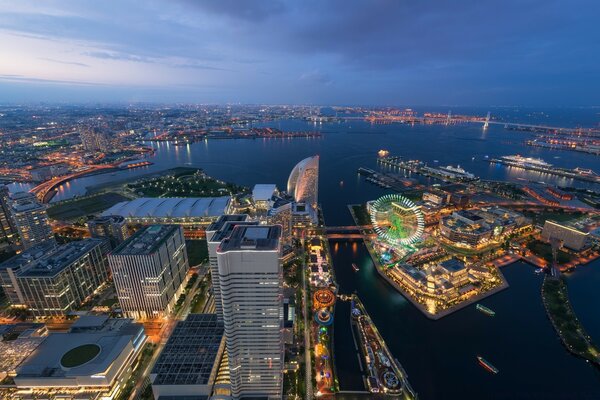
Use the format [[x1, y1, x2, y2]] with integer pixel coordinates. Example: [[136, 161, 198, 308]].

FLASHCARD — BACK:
[[369, 194, 425, 246]]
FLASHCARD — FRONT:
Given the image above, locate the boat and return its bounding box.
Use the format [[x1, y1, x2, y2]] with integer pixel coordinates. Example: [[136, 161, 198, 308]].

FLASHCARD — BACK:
[[476, 304, 495, 316], [477, 356, 499, 374], [534, 268, 544, 274], [352, 263, 360, 272]]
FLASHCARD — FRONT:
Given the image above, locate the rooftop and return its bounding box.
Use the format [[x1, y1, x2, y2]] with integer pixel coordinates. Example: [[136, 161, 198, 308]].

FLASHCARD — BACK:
[[252, 184, 277, 202], [15, 318, 144, 381], [440, 259, 466, 273], [152, 314, 223, 386], [218, 225, 281, 252], [112, 225, 179, 256], [0, 241, 58, 272], [209, 220, 258, 244], [206, 214, 248, 234], [102, 196, 231, 219], [16, 239, 104, 278]]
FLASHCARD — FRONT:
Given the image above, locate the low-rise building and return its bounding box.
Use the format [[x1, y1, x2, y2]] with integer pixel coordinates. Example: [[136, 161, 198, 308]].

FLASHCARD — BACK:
[[12, 316, 146, 400], [542, 220, 589, 251], [87, 215, 129, 249], [150, 314, 225, 400], [102, 196, 231, 238]]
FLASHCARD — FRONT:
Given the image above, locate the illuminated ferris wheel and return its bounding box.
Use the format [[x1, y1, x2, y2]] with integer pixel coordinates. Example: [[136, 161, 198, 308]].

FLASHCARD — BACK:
[[369, 194, 424, 246]]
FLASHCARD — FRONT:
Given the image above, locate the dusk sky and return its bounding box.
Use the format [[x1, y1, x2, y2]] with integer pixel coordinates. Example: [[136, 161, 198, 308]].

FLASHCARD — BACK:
[[0, 0, 598, 106]]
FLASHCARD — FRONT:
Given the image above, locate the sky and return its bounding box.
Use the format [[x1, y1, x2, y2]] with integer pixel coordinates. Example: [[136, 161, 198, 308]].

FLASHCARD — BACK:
[[0, 0, 598, 106]]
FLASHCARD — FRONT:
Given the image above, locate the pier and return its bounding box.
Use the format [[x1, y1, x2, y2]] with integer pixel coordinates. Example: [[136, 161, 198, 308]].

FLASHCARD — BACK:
[[350, 295, 417, 398], [487, 158, 600, 184]]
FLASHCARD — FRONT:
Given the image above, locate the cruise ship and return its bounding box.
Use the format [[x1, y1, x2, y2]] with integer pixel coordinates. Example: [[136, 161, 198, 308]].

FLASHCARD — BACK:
[[500, 155, 552, 168]]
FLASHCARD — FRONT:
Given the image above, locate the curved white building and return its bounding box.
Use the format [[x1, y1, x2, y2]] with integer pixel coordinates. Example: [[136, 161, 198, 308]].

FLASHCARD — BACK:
[[287, 155, 319, 206]]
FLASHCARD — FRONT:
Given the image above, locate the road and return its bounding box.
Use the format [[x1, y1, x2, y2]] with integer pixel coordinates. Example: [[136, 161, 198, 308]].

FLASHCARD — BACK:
[[128, 272, 204, 400], [301, 248, 313, 400]]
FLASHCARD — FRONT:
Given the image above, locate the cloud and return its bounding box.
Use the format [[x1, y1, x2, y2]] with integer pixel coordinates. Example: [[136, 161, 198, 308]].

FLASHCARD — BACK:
[[39, 57, 90, 67], [177, 0, 286, 22], [83, 51, 153, 63], [299, 70, 332, 86]]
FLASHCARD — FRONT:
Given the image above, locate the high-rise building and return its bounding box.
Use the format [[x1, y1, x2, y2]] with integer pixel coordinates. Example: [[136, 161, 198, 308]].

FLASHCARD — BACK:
[[287, 155, 319, 207], [0, 185, 17, 245], [217, 225, 283, 399], [268, 198, 293, 245], [0, 242, 56, 306], [79, 126, 111, 152], [15, 239, 110, 317], [206, 215, 257, 323], [9, 192, 55, 250], [108, 225, 189, 320], [87, 215, 129, 249]]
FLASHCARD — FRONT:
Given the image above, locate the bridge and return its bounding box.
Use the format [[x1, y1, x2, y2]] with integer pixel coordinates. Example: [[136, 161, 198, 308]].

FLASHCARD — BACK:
[[29, 164, 116, 203], [323, 225, 375, 239]]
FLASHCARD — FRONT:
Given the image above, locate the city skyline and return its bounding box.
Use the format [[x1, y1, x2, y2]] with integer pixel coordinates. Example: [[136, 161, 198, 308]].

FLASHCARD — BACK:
[[0, 0, 599, 106]]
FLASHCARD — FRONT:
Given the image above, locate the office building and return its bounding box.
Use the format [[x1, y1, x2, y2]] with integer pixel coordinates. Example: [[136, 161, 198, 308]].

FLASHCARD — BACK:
[[287, 155, 319, 207], [87, 214, 129, 249], [150, 314, 225, 399], [79, 125, 111, 152], [206, 215, 257, 322], [16, 239, 110, 317], [13, 316, 146, 400], [0, 241, 57, 306], [10, 191, 55, 249], [0, 185, 17, 245], [217, 225, 283, 399], [109, 225, 189, 320], [542, 220, 589, 251], [103, 196, 231, 237]]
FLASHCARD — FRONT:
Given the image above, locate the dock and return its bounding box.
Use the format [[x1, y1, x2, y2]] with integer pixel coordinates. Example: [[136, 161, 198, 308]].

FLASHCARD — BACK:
[[350, 295, 417, 398]]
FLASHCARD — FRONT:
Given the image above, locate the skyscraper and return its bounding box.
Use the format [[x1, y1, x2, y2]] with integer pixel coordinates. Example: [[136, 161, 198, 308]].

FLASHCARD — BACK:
[[206, 215, 257, 323], [287, 155, 319, 206], [108, 225, 189, 320], [87, 215, 129, 249], [9, 192, 55, 250], [0, 185, 17, 245], [217, 225, 282, 399]]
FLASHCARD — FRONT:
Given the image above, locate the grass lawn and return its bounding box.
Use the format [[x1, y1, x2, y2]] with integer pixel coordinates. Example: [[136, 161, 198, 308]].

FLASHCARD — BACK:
[[351, 204, 371, 226], [523, 210, 583, 225], [186, 240, 208, 266], [543, 278, 599, 359], [527, 240, 573, 264], [60, 344, 101, 367], [47, 192, 129, 220]]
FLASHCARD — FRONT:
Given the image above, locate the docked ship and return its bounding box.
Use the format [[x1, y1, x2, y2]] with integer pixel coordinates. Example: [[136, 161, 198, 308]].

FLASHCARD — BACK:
[[500, 155, 552, 168], [439, 165, 476, 179], [476, 304, 495, 317], [489, 155, 600, 184], [477, 356, 499, 374], [352, 263, 360, 272]]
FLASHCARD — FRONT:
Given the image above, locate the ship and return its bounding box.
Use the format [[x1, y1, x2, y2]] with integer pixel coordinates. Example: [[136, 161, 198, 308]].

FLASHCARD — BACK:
[[476, 304, 495, 316], [477, 356, 499, 374], [352, 263, 360, 272]]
